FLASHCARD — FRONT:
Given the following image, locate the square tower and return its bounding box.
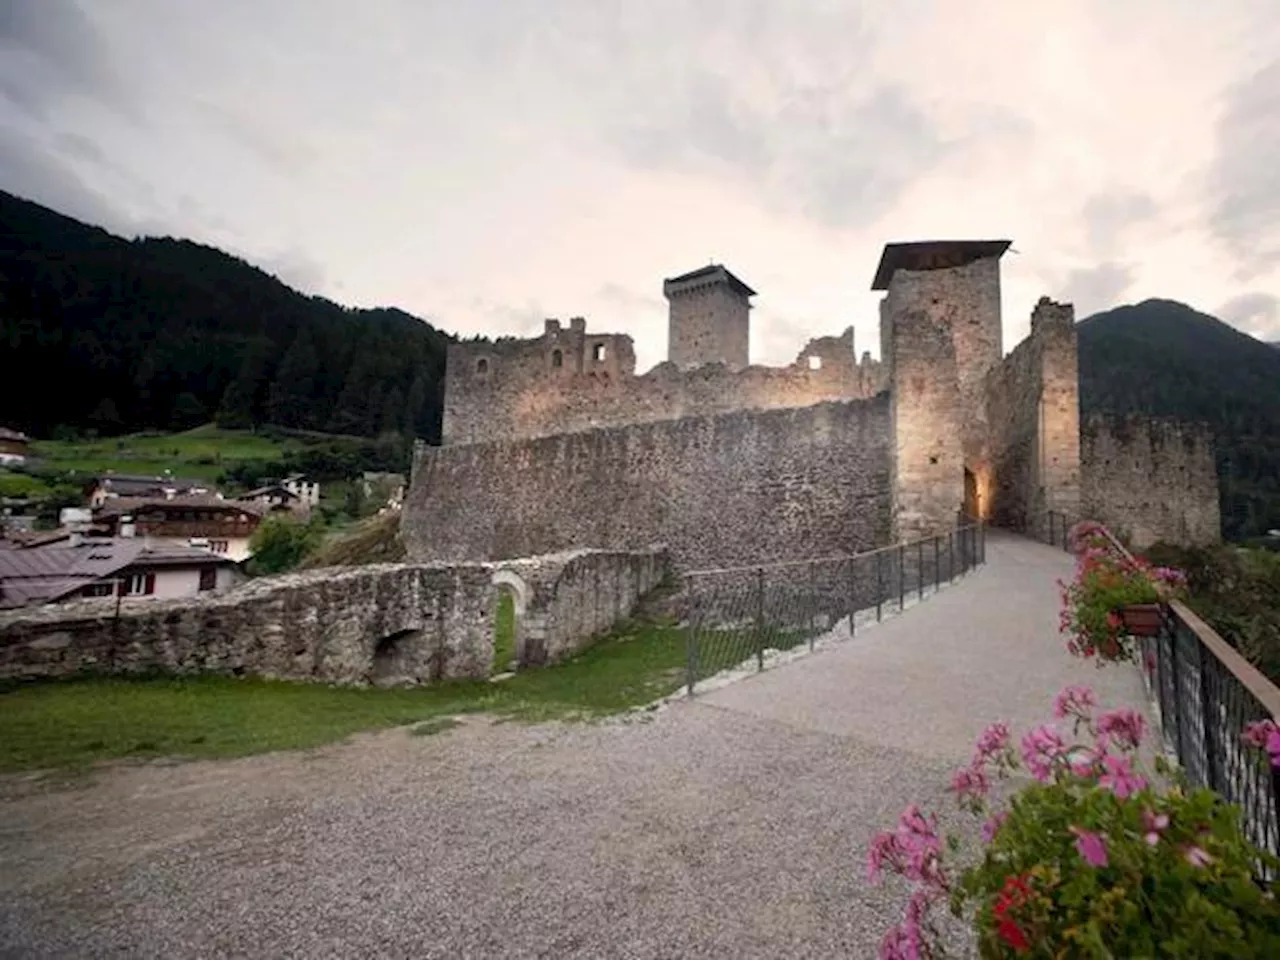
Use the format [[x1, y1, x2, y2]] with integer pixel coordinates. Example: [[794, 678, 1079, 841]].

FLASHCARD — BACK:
[[663, 264, 755, 370]]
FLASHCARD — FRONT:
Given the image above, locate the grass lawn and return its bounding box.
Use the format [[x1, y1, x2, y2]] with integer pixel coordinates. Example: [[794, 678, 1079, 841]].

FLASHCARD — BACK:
[[0, 615, 699, 774], [30, 424, 301, 482]]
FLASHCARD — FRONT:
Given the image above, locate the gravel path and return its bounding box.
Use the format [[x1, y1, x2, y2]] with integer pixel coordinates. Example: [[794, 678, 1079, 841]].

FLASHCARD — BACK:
[[0, 533, 1150, 958]]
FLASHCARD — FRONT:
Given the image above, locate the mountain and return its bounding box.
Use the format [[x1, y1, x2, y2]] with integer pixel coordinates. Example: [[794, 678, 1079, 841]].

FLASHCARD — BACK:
[[1078, 299, 1280, 540], [0, 192, 451, 442]]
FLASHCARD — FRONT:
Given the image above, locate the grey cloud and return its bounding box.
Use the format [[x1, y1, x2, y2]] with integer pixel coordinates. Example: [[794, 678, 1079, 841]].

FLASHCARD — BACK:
[[0, 0, 135, 119], [253, 247, 328, 295], [1207, 57, 1280, 280], [596, 283, 664, 315], [0, 126, 128, 231], [1059, 262, 1135, 316], [1218, 291, 1280, 339], [193, 99, 318, 174], [1081, 191, 1156, 258]]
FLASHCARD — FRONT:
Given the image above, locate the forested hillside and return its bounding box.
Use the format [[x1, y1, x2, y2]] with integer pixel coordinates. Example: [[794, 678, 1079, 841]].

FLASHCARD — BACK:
[[1078, 299, 1280, 540], [0, 192, 451, 442]]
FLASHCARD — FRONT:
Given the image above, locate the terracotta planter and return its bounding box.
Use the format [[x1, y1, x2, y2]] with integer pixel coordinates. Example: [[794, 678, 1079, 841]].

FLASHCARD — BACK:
[[1115, 603, 1163, 637]]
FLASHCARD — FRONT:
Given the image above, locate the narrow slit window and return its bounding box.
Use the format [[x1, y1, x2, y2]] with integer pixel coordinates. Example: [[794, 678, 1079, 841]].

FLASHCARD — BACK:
[[593, 343, 606, 362]]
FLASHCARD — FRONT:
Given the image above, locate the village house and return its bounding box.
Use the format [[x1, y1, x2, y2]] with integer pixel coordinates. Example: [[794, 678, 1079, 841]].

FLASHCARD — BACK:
[[92, 495, 269, 563], [0, 427, 31, 465], [281, 474, 321, 507], [84, 472, 215, 508], [0, 534, 242, 609]]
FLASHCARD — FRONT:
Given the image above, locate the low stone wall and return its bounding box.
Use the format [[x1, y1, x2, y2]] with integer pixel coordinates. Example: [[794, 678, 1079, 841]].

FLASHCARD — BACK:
[[0, 548, 670, 685]]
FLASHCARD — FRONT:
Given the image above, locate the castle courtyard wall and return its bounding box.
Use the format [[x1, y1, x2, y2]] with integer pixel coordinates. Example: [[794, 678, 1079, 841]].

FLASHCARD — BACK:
[[405, 397, 893, 571]]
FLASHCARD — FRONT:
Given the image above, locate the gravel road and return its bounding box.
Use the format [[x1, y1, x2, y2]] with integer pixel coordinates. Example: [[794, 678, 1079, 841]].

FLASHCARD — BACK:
[[0, 534, 1150, 958]]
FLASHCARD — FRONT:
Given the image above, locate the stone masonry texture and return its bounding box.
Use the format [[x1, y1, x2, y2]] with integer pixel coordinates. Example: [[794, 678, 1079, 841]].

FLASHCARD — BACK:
[[443, 319, 884, 446], [666, 272, 751, 370], [0, 549, 668, 684], [1081, 414, 1221, 549], [405, 397, 893, 571]]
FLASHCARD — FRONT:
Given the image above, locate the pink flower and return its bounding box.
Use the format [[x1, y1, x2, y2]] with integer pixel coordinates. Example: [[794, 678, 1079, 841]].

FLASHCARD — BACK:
[[1183, 844, 1213, 868], [950, 765, 989, 799], [869, 805, 947, 890], [973, 721, 1011, 765], [1070, 826, 1109, 867], [877, 924, 921, 960], [1067, 746, 1101, 778], [1020, 724, 1065, 782], [1266, 730, 1280, 768], [1096, 709, 1146, 750], [1242, 720, 1277, 749], [1141, 809, 1169, 846], [982, 811, 1008, 844], [1053, 685, 1096, 720], [1098, 753, 1147, 799]]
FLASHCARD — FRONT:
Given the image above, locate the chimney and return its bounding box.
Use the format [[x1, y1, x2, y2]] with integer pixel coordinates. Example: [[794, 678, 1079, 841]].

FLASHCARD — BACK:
[[120, 517, 136, 538], [68, 532, 82, 548]]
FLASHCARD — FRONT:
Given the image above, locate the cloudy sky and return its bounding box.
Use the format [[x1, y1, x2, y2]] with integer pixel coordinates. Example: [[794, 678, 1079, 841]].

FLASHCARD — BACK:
[[2, 0, 1277, 369]]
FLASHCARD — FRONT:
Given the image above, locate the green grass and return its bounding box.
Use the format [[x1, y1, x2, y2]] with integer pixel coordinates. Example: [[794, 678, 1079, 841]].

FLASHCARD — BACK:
[[492, 591, 516, 673], [30, 424, 301, 482], [0, 470, 60, 499], [0, 616, 695, 774]]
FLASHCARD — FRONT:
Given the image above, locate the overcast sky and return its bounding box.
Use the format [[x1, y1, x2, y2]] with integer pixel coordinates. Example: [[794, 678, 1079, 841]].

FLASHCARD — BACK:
[[2, 0, 1277, 370]]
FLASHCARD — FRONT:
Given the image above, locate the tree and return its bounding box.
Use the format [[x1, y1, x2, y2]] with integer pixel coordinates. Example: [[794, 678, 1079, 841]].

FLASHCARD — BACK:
[[171, 391, 206, 428], [88, 397, 122, 431], [246, 514, 319, 576], [266, 329, 321, 429]]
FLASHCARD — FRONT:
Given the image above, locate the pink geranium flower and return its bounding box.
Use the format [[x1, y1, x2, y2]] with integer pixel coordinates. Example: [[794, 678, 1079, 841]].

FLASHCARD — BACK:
[[1096, 708, 1146, 750], [1070, 826, 1109, 867], [1020, 724, 1065, 782], [1098, 753, 1147, 799], [1141, 809, 1169, 846], [1053, 685, 1096, 720]]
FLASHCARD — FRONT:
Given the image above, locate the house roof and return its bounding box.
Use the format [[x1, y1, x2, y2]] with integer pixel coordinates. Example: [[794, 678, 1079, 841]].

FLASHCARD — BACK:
[[90, 474, 210, 496], [870, 240, 1013, 291], [94, 495, 268, 519], [0, 427, 30, 443], [663, 264, 757, 299], [242, 484, 300, 500], [0, 538, 234, 608]]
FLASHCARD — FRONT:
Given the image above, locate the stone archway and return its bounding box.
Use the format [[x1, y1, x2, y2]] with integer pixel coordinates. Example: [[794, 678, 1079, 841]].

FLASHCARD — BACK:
[[964, 468, 979, 520], [490, 569, 532, 674]]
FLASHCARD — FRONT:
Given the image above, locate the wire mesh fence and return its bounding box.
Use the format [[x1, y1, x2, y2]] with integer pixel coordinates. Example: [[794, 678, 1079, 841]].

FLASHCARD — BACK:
[[680, 523, 985, 693]]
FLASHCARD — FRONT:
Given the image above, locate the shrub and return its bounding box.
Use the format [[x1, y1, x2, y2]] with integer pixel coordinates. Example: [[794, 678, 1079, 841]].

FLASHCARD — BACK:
[[867, 686, 1280, 958], [246, 514, 320, 576], [1058, 522, 1187, 663]]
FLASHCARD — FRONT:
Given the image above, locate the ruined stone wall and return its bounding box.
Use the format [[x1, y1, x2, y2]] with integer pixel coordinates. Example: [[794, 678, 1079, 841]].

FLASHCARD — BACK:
[[443, 321, 884, 446], [0, 549, 669, 684], [1081, 415, 1221, 549], [887, 308, 964, 541], [985, 298, 1082, 537], [882, 257, 1002, 475], [404, 397, 894, 571]]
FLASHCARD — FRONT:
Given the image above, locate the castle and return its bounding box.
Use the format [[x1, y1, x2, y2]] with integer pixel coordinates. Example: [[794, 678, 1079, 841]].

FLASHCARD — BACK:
[[404, 240, 1221, 570]]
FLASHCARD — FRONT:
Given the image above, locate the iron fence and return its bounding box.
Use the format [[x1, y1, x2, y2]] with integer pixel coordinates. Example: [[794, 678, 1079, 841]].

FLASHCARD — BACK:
[[680, 523, 985, 694], [1045, 510, 1076, 551], [1086, 523, 1280, 868]]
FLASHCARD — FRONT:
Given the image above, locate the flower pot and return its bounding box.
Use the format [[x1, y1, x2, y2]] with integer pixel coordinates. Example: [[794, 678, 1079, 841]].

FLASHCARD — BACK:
[[1115, 603, 1163, 637]]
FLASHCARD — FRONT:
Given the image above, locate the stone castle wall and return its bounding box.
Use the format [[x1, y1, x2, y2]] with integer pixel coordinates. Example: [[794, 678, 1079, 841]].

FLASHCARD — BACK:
[[405, 397, 893, 571], [985, 298, 1082, 538], [1081, 415, 1221, 549], [0, 549, 668, 684], [881, 258, 1002, 475], [667, 279, 750, 370], [443, 320, 884, 446]]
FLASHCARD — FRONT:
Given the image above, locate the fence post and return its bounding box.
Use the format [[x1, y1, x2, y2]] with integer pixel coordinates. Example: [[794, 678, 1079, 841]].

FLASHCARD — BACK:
[[917, 540, 924, 601], [898, 544, 905, 612], [948, 532, 955, 582], [980, 519, 986, 564], [847, 556, 857, 637], [808, 560, 817, 651], [755, 566, 765, 672], [1169, 622, 1184, 763], [1197, 637, 1220, 792], [684, 576, 698, 696], [876, 551, 883, 622]]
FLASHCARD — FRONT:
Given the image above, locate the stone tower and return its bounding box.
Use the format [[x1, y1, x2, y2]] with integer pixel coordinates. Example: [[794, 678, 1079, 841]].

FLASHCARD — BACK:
[[663, 264, 756, 370], [874, 239, 1011, 501]]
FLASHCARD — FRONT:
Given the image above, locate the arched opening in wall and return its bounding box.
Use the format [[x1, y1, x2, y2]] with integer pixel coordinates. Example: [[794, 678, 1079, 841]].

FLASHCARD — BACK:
[[476, 357, 489, 374], [593, 343, 606, 362], [552, 349, 563, 368], [370, 628, 422, 687], [808, 355, 822, 370], [964, 468, 979, 520], [490, 569, 531, 674]]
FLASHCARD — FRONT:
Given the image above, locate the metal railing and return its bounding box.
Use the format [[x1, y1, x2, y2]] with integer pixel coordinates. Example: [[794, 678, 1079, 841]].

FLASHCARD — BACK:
[[1083, 522, 1280, 864], [680, 523, 985, 694], [1045, 509, 1076, 551]]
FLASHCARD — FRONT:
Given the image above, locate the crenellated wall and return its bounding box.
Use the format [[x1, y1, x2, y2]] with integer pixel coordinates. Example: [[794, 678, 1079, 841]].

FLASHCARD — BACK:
[[405, 397, 893, 571], [443, 319, 884, 446], [0, 549, 669, 685], [1081, 415, 1221, 549]]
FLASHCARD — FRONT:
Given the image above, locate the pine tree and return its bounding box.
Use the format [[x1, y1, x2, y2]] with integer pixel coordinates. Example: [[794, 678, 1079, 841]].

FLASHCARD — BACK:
[[267, 329, 320, 429]]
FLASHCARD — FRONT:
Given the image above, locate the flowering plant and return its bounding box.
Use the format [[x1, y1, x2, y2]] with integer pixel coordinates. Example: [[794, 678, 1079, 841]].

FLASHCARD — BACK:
[[1058, 521, 1187, 663], [867, 686, 1280, 958]]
